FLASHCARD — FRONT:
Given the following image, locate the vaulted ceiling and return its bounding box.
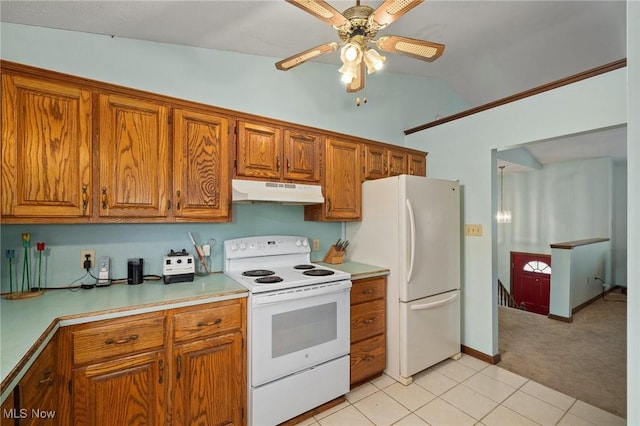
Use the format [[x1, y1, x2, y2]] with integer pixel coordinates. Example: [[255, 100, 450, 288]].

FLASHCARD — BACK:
[[0, 0, 628, 168]]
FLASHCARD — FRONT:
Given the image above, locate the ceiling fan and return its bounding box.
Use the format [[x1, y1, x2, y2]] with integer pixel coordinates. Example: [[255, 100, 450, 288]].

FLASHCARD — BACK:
[[275, 0, 445, 93]]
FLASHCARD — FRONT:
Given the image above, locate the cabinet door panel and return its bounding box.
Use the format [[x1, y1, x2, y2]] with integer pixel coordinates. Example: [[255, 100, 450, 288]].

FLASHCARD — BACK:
[[363, 144, 387, 180], [283, 130, 321, 182], [408, 154, 426, 176], [388, 149, 408, 176], [324, 139, 361, 220], [173, 333, 244, 426], [173, 109, 230, 220], [98, 94, 169, 217], [236, 121, 282, 179], [1, 75, 92, 218], [72, 351, 166, 426]]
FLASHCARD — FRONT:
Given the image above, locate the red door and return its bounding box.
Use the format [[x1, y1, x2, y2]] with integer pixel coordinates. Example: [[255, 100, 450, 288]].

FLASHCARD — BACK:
[[511, 252, 552, 315]]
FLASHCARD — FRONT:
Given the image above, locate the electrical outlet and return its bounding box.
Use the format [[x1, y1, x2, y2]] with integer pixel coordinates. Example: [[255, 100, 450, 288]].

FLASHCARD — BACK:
[[80, 250, 95, 269], [312, 239, 321, 251]]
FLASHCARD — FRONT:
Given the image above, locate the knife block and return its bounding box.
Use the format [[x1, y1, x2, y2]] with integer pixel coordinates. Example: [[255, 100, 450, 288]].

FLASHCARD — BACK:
[[322, 245, 345, 264]]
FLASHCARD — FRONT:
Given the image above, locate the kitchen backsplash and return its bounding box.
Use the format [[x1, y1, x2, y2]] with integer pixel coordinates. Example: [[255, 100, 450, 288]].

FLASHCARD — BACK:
[[0, 204, 341, 292]]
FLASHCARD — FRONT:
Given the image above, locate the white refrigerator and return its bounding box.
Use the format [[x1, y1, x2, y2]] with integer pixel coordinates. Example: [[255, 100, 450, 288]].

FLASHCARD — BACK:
[[346, 175, 461, 385]]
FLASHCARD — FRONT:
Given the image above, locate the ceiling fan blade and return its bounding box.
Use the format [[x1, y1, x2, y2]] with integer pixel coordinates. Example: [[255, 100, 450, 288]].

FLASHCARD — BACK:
[[375, 35, 445, 61], [275, 42, 339, 71], [371, 0, 424, 28], [346, 62, 365, 93], [286, 0, 350, 28]]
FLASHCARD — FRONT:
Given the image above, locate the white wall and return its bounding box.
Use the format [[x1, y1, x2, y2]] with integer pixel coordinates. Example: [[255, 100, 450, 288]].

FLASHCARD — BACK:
[[497, 157, 620, 291], [405, 69, 626, 356]]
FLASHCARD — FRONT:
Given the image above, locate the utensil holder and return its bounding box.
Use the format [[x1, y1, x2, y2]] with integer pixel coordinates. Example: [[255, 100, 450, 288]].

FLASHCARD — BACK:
[[322, 245, 345, 264]]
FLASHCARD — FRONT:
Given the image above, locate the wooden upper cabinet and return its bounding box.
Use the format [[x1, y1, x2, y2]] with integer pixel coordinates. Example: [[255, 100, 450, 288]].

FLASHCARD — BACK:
[[362, 144, 388, 180], [236, 120, 282, 180], [172, 108, 231, 221], [1, 74, 92, 219], [388, 149, 408, 176], [283, 129, 322, 182], [97, 94, 170, 218], [408, 153, 427, 176], [306, 138, 361, 221]]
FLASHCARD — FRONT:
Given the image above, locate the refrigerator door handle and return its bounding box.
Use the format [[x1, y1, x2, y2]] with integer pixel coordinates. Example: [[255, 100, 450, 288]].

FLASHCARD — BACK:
[[409, 293, 458, 310], [406, 198, 416, 284]]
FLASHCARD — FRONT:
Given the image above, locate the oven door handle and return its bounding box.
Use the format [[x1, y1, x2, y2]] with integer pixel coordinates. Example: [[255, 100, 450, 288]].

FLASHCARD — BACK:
[[252, 281, 351, 305]]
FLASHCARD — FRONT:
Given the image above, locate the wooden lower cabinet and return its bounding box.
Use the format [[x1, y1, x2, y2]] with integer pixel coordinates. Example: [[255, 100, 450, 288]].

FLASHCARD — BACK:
[[350, 276, 386, 387], [57, 298, 246, 425]]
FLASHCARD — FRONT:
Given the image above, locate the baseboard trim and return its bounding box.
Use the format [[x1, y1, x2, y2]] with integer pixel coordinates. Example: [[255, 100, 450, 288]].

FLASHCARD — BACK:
[[548, 313, 573, 323], [461, 345, 501, 364], [571, 286, 619, 315]]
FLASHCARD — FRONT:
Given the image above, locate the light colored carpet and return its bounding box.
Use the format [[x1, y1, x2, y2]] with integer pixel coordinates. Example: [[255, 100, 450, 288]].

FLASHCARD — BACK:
[[498, 289, 627, 418]]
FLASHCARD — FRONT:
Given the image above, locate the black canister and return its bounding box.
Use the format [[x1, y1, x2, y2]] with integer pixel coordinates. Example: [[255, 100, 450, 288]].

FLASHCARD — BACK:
[[127, 258, 144, 285]]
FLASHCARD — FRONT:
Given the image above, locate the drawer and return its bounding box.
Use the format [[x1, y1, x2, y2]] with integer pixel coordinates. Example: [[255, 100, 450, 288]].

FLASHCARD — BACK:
[[351, 298, 385, 343], [72, 313, 166, 365], [350, 334, 386, 385], [173, 300, 242, 343], [19, 337, 57, 417], [351, 276, 385, 305]]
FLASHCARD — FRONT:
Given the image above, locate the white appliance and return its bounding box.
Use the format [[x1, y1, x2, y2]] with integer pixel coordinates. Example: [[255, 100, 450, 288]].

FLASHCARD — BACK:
[[224, 236, 351, 426], [231, 179, 324, 204], [346, 175, 461, 385]]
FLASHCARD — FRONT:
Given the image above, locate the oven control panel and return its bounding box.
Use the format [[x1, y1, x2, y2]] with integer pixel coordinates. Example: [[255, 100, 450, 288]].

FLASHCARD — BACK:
[[224, 236, 310, 259]]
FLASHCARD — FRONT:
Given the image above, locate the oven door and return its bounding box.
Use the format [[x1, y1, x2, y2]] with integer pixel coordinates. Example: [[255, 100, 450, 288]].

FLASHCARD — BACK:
[[251, 280, 351, 386]]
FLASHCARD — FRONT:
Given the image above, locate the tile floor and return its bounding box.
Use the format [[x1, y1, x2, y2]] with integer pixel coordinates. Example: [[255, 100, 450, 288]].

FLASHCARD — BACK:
[[297, 355, 626, 426]]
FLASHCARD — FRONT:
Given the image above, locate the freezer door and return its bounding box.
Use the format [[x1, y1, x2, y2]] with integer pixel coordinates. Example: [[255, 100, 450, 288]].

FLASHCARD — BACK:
[[399, 290, 461, 379], [401, 176, 460, 302]]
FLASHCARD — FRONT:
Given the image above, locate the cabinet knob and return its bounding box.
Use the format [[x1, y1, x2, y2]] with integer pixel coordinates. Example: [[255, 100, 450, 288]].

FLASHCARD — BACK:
[[82, 184, 89, 212], [197, 318, 222, 327], [276, 156, 281, 171], [176, 190, 182, 210]]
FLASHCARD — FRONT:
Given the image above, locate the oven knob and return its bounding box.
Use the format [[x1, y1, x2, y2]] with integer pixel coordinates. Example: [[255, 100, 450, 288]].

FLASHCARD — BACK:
[[240, 242, 246, 250], [231, 243, 237, 251], [295, 239, 302, 247], [302, 239, 309, 247]]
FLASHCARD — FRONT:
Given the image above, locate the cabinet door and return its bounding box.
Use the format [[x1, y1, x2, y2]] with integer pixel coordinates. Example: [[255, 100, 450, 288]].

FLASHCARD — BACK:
[[236, 121, 282, 179], [283, 129, 321, 182], [1, 75, 92, 219], [172, 333, 244, 426], [323, 138, 361, 220], [362, 144, 387, 180], [388, 149, 408, 176], [18, 338, 58, 426], [408, 154, 427, 176], [72, 351, 166, 426], [173, 108, 230, 221], [98, 94, 169, 218]]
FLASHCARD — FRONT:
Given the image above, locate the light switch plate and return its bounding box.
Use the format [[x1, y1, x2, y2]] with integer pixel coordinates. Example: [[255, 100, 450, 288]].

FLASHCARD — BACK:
[[465, 224, 483, 236]]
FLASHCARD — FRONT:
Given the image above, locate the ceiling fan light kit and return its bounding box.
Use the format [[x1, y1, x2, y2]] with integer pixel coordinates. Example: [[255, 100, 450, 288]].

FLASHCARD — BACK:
[[275, 0, 445, 93]]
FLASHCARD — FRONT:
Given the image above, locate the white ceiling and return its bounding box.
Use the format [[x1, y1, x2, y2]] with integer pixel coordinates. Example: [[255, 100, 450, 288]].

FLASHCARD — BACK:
[[0, 0, 628, 169]]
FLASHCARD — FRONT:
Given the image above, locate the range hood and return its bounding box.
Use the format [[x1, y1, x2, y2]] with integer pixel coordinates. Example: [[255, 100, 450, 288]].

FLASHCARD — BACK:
[[231, 179, 324, 205]]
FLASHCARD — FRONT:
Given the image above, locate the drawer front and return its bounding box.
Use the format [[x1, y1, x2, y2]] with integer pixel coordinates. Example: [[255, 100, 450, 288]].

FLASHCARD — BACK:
[[351, 277, 385, 305], [350, 334, 386, 385], [173, 301, 242, 343], [72, 314, 166, 365], [351, 298, 385, 343], [19, 338, 57, 414]]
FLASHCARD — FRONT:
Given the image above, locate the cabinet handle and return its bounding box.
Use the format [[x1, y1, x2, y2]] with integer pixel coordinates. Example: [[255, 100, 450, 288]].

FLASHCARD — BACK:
[[286, 158, 291, 171], [176, 190, 181, 210], [363, 355, 374, 362], [101, 187, 108, 209], [176, 355, 182, 380], [158, 359, 164, 384], [327, 198, 332, 211], [362, 289, 375, 294], [364, 318, 375, 324], [276, 156, 281, 171], [197, 318, 222, 327], [82, 184, 88, 212], [36, 370, 54, 388], [104, 334, 138, 345]]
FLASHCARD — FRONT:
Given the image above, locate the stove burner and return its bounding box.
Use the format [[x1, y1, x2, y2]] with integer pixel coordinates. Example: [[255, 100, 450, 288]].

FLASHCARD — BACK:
[[255, 276, 284, 284], [242, 269, 275, 277], [302, 269, 335, 277], [293, 264, 316, 270]]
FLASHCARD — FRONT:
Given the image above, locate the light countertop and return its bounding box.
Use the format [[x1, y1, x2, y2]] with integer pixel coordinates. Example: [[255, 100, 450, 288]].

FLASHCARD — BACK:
[[316, 261, 389, 280], [1, 273, 247, 402]]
